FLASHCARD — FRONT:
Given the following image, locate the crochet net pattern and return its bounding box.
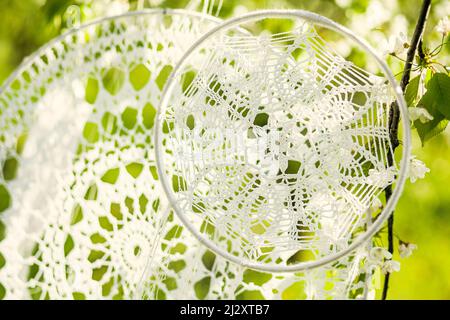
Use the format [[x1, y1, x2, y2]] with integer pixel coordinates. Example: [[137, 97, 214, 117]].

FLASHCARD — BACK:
[[158, 18, 398, 271], [0, 11, 370, 300]]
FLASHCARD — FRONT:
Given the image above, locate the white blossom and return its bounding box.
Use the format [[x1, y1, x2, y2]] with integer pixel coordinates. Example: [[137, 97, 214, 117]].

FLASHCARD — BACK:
[[436, 16, 450, 36], [408, 156, 430, 183], [365, 247, 394, 273], [409, 107, 434, 123], [368, 247, 392, 265], [385, 32, 409, 56], [381, 259, 401, 274], [367, 167, 397, 188], [399, 242, 418, 258]]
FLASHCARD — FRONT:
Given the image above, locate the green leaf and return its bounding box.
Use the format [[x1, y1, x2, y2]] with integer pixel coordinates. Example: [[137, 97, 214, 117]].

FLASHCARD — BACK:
[[405, 75, 420, 107], [426, 73, 450, 119], [415, 73, 450, 145], [416, 113, 449, 146]]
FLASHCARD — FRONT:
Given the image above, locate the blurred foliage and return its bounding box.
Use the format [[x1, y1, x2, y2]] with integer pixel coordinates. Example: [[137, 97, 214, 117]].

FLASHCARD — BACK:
[[0, 0, 449, 299]]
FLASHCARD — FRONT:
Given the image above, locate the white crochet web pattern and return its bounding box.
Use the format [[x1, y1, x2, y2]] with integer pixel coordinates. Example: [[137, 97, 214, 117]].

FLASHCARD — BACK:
[[157, 14, 404, 272], [0, 10, 371, 300]]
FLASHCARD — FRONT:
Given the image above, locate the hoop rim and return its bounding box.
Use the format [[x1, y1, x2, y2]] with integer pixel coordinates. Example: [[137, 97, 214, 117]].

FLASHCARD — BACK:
[[155, 9, 411, 273]]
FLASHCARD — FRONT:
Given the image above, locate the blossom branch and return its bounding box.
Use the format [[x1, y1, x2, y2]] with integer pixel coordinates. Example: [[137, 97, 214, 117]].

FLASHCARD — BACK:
[[382, 0, 432, 300]]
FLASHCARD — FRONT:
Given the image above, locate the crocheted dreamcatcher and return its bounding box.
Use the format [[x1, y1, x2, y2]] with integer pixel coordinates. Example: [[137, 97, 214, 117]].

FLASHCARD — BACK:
[[0, 8, 408, 300], [156, 10, 410, 273]]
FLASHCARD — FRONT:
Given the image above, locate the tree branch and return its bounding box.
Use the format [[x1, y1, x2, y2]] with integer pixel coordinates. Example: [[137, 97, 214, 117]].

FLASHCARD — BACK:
[[382, 0, 431, 300]]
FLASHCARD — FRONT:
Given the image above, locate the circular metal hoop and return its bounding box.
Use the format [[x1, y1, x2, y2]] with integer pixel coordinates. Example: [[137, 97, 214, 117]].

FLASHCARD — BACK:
[[156, 9, 411, 273]]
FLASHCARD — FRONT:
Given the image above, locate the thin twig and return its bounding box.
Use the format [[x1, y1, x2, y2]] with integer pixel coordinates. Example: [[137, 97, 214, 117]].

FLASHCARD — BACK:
[[382, 0, 431, 300]]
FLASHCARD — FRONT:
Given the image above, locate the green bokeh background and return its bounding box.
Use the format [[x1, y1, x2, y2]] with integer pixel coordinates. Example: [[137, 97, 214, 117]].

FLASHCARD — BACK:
[[1, 0, 449, 299]]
